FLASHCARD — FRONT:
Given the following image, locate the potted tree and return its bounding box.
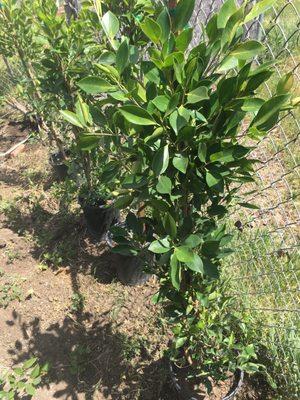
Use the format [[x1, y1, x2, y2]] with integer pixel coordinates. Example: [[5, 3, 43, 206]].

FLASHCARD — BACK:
[[77, 0, 298, 395]]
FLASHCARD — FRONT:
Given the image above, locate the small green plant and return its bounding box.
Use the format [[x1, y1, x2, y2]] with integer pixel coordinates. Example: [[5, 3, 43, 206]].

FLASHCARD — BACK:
[[5, 248, 21, 264], [0, 357, 49, 399], [69, 345, 91, 376], [0, 281, 23, 308], [70, 292, 85, 313]]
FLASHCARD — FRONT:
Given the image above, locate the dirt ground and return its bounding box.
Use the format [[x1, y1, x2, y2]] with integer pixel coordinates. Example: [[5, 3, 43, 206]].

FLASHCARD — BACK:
[[0, 119, 273, 400]]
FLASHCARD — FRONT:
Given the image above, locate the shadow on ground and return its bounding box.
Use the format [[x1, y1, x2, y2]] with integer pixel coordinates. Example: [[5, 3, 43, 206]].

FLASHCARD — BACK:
[[5, 310, 175, 400]]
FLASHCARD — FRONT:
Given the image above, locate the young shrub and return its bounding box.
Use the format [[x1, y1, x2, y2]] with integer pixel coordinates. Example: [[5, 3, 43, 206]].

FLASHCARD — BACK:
[[76, 0, 297, 393]]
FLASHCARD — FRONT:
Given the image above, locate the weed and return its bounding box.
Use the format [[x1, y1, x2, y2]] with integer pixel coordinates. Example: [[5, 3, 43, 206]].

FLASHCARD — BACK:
[[70, 292, 85, 313], [5, 248, 21, 264], [119, 335, 148, 361], [0, 357, 49, 399], [0, 281, 23, 308], [69, 345, 91, 376]]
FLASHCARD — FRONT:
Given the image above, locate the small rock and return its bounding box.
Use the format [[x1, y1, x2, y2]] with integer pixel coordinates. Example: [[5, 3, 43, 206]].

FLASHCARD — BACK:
[[0, 239, 7, 249]]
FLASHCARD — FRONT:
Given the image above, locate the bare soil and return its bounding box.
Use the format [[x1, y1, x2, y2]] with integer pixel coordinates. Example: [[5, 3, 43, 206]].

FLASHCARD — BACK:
[[0, 119, 273, 399]]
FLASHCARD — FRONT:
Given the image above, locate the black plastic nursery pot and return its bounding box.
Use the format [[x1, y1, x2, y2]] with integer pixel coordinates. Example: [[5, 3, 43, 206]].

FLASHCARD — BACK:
[[49, 150, 70, 181], [78, 196, 120, 240], [169, 362, 244, 400], [114, 253, 152, 286]]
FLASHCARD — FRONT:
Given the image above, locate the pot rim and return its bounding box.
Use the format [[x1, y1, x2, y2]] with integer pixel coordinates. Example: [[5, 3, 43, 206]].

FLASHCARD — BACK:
[[169, 361, 244, 400]]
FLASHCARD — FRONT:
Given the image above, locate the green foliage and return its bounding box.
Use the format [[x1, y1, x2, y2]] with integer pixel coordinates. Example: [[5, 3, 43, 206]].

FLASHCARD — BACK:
[[0, 281, 23, 308], [73, 0, 298, 391], [0, 358, 49, 399]]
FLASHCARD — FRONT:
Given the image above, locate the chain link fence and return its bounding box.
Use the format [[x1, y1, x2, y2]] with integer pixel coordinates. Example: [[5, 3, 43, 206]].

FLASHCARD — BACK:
[[191, 0, 300, 397], [0, 0, 299, 397]]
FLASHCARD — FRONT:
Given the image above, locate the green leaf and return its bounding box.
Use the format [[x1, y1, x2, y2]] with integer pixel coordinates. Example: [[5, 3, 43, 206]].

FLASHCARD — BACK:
[[173, 0, 195, 32], [198, 143, 207, 163], [172, 155, 188, 173], [202, 240, 220, 257], [175, 28, 193, 52], [101, 11, 119, 38], [183, 234, 202, 248], [116, 40, 129, 73], [186, 253, 203, 273], [244, 0, 276, 23], [250, 94, 290, 130], [149, 237, 170, 253], [240, 98, 265, 112], [156, 175, 172, 194], [30, 365, 40, 379], [206, 169, 224, 192], [157, 8, 171, 43], [140, 17, 162, 44], [23, 358, 37, 369], [163, 213, 177, 238], [111, 245, 138, 256], [119, 105, 156, 125], [217, 0, 238, 29], [77, 76, 116, 94], [203, 258, 219, 278], [114, 194, 134, 209], [60, 110, 83, 128], [170, 253, 180, 290], [175, 336, 187, 349], [169, 106, 190, 134], [174, 246, 194, 262], [229, 40, 265, 60], [78, 134, 101, 151], [25, 384, 36, 396], [276, 72, 294, 95], [210, 148, 235, 163], [152, 95, 169, 112], [186, 86, 209, 104], [152, 145, 169, 176], [145, 127, 164, 143]]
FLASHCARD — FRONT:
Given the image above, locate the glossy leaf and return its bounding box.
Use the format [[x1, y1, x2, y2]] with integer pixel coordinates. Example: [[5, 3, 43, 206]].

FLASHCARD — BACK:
[[276, 72, 294, 95], [149, 237, 170, 253], [198, 142, 207, 163], [152, 145, 169, 176], [174, 246, 194, 262], [175, 28, 193, 52], [172, 154, 188, 173], [170, 253, 180, 290], [77, 134, 101, 151], [119, 105, 156, 125], [77, 76, 116, 94], [101, 11, 119, 38], [244, 0, 276, 23], [187, 86, 209, 104], [157, 8, 171, 43], [250, 94, 290, 130], [140, 17, 162, 44], [152, 95, 169, 112], [173, 0, 195, 32], [60, 110, 83, 128], [229, 40, 265, 60], [163, 213, 177, 238], [186, 253, 203, 273], [156, 175, 172, 194], [116, 40, 129, 73], [217, 0, 238, 29], [183, 234, 202, 248]]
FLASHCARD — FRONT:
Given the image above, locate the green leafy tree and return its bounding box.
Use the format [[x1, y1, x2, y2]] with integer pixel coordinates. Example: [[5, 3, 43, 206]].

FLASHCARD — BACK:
[[75, 0, 297, 390]]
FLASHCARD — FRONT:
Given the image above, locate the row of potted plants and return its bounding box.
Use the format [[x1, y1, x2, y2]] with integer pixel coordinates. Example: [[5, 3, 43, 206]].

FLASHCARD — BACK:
[[1, 0, 298, 397]]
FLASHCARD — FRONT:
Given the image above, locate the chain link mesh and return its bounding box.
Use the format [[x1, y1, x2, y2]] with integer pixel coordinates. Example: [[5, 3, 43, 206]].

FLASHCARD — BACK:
[[191, 0, 300, 397]]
